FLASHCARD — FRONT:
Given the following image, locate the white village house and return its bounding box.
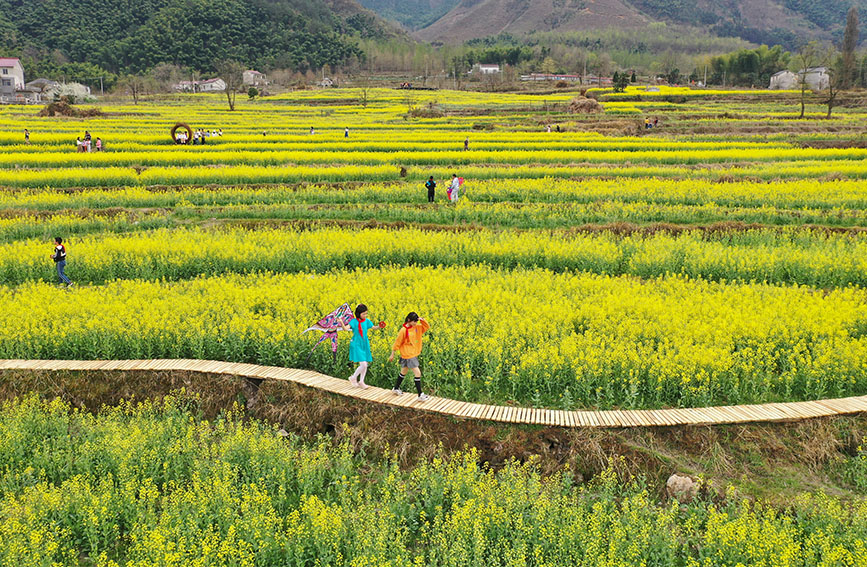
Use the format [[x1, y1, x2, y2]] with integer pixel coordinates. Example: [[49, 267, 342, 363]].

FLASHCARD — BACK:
[[472, 63, 501, 75], [770, 67, 830, 90], [196, 78, 226, 92], [0, 57, 25, 100], [174, 78, 227, 93], [769, 70, 797, 89], [243, 70, 267, 86]]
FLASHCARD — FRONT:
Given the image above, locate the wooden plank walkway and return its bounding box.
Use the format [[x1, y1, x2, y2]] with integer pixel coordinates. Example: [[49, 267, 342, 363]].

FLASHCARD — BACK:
[[2, 359, 867, 428]]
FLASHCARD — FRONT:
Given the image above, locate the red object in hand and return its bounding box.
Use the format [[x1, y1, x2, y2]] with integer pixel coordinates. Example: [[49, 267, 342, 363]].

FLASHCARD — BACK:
[[378, 321, 386, 329]]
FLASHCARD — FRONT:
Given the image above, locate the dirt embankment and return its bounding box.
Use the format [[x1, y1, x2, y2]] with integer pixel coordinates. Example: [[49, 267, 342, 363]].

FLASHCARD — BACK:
[[1, 368, 864, 503]]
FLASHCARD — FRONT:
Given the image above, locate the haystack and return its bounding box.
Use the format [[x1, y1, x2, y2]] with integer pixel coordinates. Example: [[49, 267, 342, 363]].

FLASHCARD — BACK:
[[568, 96, 603, 114]]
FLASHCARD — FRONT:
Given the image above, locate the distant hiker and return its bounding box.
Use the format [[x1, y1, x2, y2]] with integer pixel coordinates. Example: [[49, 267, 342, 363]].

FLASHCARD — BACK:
[[339, 304, 386, 389], [448, 174, 461, 203], [390, 312, 430, 401], [75, 137, 83, 152], [464, 137, 469, 151], [556, 125, 561, 133], [310, 127, 315, 135], [218, 129, 223, 136], [51, 237, 72, 288], [95, 137, 102, 151], [425, 176, 436, 203], [345, 127, 349, 138], [262, 130, 266, 136], [653, 118, 659, 128], [546, 124, 551, 133], [24, 129, 30, 145]]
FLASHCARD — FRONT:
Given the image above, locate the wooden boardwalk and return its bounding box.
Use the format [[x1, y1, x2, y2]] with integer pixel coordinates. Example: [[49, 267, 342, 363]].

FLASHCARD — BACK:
[[2, 359, 866, 428]]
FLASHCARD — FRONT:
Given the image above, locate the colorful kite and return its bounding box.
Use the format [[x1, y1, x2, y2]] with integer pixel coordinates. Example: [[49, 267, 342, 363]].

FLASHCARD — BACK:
[[303, 303, 353, 364]]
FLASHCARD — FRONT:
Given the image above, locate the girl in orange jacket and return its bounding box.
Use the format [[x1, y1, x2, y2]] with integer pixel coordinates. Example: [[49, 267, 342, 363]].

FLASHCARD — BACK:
[[389, 312, 430, 401]]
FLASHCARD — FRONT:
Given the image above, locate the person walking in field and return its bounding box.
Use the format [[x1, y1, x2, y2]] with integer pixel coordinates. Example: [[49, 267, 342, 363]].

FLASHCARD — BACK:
[[51, 237, 72, 288], [448, 174, 461, 203], [24, 129, 30, 144], [464, 136, 469, 151], [339, 303, 386, 389], [95, 137, 103, 151], [425, 176, 436, 203], [390, 312, 430, 401], [345, 127, 349, 138]]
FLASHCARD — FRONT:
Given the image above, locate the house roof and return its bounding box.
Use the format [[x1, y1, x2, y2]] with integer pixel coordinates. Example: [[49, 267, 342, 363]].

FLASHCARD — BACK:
[[245, 70, 264, 74], [771, 70, 793, 77], [0, 57, 22, 67], [199, 78, 223, 84]]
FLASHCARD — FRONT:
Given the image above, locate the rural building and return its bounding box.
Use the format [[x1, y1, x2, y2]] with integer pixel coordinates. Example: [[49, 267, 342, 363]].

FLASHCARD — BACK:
[[174, 78, 227, 93], [521, 73, 581, 82], [1, 57, 42, 103], [473, 64, 501, 74], [174, 80, 196, 92], [769, 70, 797, 89], [584, 75, 613, 86], [243, 70, 267, 86], [800, 67, 830, 90], [769, 68, 830, 90], [0, 57, 25, 99], [25, 78, 60, 93], [196, 78, 226, 92]]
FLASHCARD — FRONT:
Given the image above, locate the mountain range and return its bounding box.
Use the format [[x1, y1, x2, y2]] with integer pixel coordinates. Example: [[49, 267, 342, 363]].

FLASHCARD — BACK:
[[360, 0, 865, 47]]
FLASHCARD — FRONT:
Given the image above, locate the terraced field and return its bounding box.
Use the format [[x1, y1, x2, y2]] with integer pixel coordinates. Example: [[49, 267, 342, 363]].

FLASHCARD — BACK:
[[3, 85, 867, 567], [1, 86, 867, 413]]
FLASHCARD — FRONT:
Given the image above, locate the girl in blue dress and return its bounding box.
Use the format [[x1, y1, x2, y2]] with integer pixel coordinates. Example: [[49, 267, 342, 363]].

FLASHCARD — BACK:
[[340, 304, 385, 389]]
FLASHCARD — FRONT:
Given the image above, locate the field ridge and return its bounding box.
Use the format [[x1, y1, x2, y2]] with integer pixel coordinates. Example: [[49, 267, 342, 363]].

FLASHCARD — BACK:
[[4, 358, 867, 427]]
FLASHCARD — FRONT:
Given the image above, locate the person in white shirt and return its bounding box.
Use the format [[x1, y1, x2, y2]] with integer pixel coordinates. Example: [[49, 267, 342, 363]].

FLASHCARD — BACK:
[[448, 174, 460, 203]]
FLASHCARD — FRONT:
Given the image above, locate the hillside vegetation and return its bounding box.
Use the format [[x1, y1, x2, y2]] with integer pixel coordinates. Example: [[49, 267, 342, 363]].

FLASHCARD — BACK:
[[0, 0, 396, 74]]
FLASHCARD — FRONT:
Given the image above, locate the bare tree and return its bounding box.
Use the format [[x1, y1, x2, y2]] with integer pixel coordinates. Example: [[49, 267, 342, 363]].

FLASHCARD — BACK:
[[214, 60, 244, 111], [148, 63, 185, 92], [116, 74, 154, 104], [356, 76, 370, 108], [823, 46, 843, 119], [795, 41, 820, 119]]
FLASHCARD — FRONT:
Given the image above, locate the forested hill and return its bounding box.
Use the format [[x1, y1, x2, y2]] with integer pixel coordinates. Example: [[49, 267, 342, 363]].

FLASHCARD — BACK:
[[363, 0, 865, 48], [0, 0, 398, 74]]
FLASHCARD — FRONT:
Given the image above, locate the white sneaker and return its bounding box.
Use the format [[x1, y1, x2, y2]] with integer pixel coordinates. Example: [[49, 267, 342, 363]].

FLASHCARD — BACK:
[[392, 388, 403, 396], [359, 381, 369, 390], [349, 377, 358, 387], [417, 393, 430, 402]]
